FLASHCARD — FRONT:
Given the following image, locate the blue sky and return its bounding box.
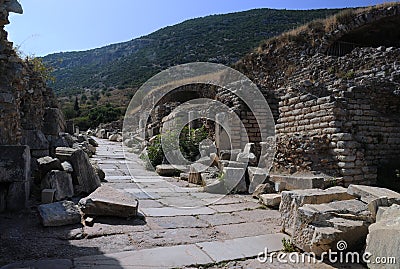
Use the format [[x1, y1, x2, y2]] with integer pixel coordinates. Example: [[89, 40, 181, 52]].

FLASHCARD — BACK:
[[6, 0, 394, 56]]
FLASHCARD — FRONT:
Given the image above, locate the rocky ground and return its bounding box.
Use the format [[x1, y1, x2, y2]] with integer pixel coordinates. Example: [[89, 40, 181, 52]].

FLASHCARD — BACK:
[[0, 139, 365, 269]]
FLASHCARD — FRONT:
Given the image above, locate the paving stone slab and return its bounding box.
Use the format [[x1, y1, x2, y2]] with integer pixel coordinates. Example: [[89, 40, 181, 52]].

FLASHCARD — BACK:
[[74, 244, 213, 269], [208, 201, 260, 213], [141, 206, 216, 217], [215, 221, 281, 239], [197, 212, 245, 226], [146, 215, 209, 229], [196, 234, 288, 263]]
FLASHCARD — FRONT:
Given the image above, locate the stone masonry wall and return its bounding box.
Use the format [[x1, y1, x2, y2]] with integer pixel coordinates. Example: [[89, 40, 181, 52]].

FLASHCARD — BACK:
[[0, 0, 65, 211], [275, 82, 400, 186]]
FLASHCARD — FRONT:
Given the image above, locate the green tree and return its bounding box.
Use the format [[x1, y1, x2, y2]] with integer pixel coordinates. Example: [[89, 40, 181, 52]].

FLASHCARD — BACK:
[[74, 96, 80, 116]]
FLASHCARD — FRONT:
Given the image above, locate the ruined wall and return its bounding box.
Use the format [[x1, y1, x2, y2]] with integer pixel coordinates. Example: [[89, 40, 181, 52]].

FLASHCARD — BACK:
[[0, 0, 65, 211], [233, 3, 400, 186]]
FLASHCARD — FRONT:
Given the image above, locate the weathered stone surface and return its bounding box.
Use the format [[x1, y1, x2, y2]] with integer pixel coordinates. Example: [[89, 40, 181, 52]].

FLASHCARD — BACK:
[[108, 133, 122, 142], [219, 149, 241, 161], [247, 167, 269, 194], [271, 174, 325, 190], [41, 189, 56, 204], [38, 201, 81, 227], [5, 181, 29, 211], [260, 194, 281, 208], [347, 184, 400, 204], [252, 183, 275, 198], [280, 186, 355, 235], [0, 146, 30, 183], [55, 147, 101, 194], [205, 167, 247, 194], [180, 172, 189, 181], [87, 136, 98, 147], [236, 152, 257, 166], [61, 161, 73, 173], [189, 163, 208, 185], [218, 160, 246, 171], [43, 108, 65, 136], [0, 146, 30, 212], [37, 156, 62, 176], [155, 164, 187, 177], [90, 160, 105, 182], [41, 170, 74, 201], [21, 129, 49, 150], [365, 204, 400, 269], [78, 185, 138, 218], [293, 199, 370, 255]]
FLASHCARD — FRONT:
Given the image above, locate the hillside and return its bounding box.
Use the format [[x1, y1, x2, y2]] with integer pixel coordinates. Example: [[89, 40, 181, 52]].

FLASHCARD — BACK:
[[43, 8, 342, 96]]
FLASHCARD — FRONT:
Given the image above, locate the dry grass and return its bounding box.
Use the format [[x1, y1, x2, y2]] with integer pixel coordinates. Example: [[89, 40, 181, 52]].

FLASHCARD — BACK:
[[254, 2, 400, 53]]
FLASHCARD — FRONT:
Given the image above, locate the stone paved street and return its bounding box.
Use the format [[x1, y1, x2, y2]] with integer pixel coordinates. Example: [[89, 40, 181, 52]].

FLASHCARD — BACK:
[[0, 139, 352, 269]]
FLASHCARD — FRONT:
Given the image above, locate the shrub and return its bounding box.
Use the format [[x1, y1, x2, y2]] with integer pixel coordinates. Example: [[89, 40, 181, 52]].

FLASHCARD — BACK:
[[144, 126, 209, 168], [282, 238, 296, 252]]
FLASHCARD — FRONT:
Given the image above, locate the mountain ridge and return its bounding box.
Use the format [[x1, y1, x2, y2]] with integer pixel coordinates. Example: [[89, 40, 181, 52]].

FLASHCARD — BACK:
[[43, 8, 342, 95]]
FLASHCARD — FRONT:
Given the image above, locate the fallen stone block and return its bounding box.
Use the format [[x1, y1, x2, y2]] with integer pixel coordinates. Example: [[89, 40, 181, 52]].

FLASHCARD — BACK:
[[260, 193, 281, 208], [61, 161, 74, 173], [203, 179, 228, 194], [78, 185, 139, 218], [222, 167, 247, 194], [280, 187, 355, 235], [218, 160, 246, 171], [293, 199, 370, 255], [56, 147, 101, 194], [90, 160, 105, 182], [96, 129, 107, 139], [365, 204, 400, 269], [347, 184, 400, 204], [109, 133, 123, 142], [219, 149, 241, 161], [252, 183, 275, 198], [347, 185, 400, 221], [271, 174, 325, 190], [87, 136, 99, 147], [38, 201, 81, 227], [203, 167, 247, 194], [37, 156, 63, 177], [189, 163, 209, 185], [41, 170, 74, 201], [247, 167, 269, 194], [236, 152, 257, 166], [41, 189, 56, 204], [155, 164, 187, 177]]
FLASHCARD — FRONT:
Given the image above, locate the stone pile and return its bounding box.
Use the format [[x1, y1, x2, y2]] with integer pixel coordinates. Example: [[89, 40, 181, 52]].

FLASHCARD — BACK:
[[278, 184, 400, 256]]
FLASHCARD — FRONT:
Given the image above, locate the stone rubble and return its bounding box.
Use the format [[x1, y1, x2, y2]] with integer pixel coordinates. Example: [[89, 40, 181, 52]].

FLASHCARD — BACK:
[[38, 201, 81, 227], [365, 204, 400, 269], [279, 185, 400, 257]]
